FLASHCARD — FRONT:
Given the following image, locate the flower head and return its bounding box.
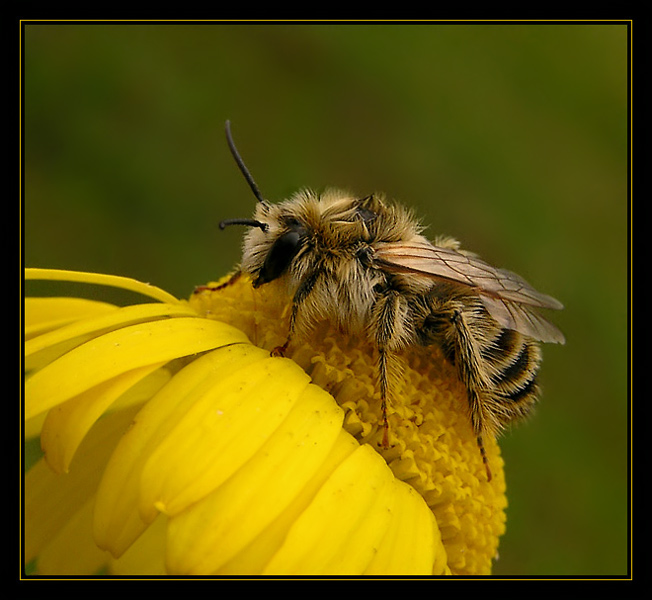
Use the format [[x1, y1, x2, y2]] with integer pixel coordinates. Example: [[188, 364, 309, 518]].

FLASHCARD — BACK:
[[24, 268, 506, 576]]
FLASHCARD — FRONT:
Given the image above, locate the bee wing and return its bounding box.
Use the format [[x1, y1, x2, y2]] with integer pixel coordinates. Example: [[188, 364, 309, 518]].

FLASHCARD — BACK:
[[477, 294, 566, 344], [373, 240, 565, 344]]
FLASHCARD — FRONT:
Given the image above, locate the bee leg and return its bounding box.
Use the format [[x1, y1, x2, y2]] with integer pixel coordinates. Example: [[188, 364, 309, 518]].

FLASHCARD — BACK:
[[445, 307, 494, 482], [477, 434, 492, 483], [372, 290, 408, 448], [377, 347, 391, 447], [193, 270, 242, 294], [270, 338, 291, 357], [270, 302, 296, 357], [271, 272, 319, 357]]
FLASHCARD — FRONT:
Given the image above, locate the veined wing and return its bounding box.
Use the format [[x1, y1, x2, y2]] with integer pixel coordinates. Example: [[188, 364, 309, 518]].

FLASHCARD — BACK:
[[373, 240, 565, 344]]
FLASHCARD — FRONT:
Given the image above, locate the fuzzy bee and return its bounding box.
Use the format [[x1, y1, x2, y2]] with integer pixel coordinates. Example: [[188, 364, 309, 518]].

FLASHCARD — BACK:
[[214, 121, 565, 481]]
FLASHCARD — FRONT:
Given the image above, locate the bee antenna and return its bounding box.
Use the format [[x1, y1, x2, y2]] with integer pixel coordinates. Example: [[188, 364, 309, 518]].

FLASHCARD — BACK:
[[225, 120, 266, 204], [219, 218, 268, 232]]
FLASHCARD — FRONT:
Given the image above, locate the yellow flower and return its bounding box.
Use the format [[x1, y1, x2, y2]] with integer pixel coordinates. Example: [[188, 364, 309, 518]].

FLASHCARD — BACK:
[[23, 268, 506, 576]]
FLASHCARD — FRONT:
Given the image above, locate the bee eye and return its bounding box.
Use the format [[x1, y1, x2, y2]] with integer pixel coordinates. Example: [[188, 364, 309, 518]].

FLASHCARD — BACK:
[[255, 229, 304, 287]]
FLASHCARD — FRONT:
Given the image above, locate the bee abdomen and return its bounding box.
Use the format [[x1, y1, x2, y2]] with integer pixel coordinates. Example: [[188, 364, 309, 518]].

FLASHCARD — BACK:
[[482, 328, 542, 407]]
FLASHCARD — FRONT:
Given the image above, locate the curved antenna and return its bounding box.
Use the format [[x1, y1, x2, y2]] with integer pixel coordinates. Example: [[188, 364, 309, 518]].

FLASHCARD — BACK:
[[225, 120, 265, 204], [219, 217, 268, 231]]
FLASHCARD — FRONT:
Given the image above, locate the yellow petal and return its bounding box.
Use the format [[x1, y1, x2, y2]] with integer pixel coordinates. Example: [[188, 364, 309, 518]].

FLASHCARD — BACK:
[[25, 297, 118, 339], [165, 383, 344, 574], [108, 515, 168, 576], [93, 344, 273, 556], [25, 302, 200, 371], [40, 363, 166, 474], [262, 444, 397, 575], [139, 355, 313, 520], [363, 479, 448, 575], [25, 317, 248, 420], [35, 498, 109, 575], [24, 412, 47, 441], [25, 407, 137, 564], [213, 430, 360, 575], [25, 268, 180, 305]]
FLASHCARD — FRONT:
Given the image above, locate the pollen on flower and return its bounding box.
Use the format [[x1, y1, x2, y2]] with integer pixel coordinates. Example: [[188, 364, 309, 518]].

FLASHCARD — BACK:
[[190, 273, 508, 576]]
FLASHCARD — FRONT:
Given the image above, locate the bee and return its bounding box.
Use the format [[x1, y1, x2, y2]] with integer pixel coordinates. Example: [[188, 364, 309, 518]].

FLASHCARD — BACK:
[[213, 121, 565, 481]]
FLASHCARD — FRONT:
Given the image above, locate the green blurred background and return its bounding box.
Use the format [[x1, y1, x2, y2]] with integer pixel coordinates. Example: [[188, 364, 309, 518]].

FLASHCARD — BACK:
[[23, 22, 629, 576]]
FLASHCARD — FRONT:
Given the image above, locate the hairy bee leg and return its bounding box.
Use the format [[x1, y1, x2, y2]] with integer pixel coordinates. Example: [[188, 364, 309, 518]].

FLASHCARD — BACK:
[[193, 270, 242, 294], [271, 271, 319, 357], [373, 290, 408, 448], [476, 434, 493, 482], [447, 307, 494, 482], [377, 348, 391, 447]]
